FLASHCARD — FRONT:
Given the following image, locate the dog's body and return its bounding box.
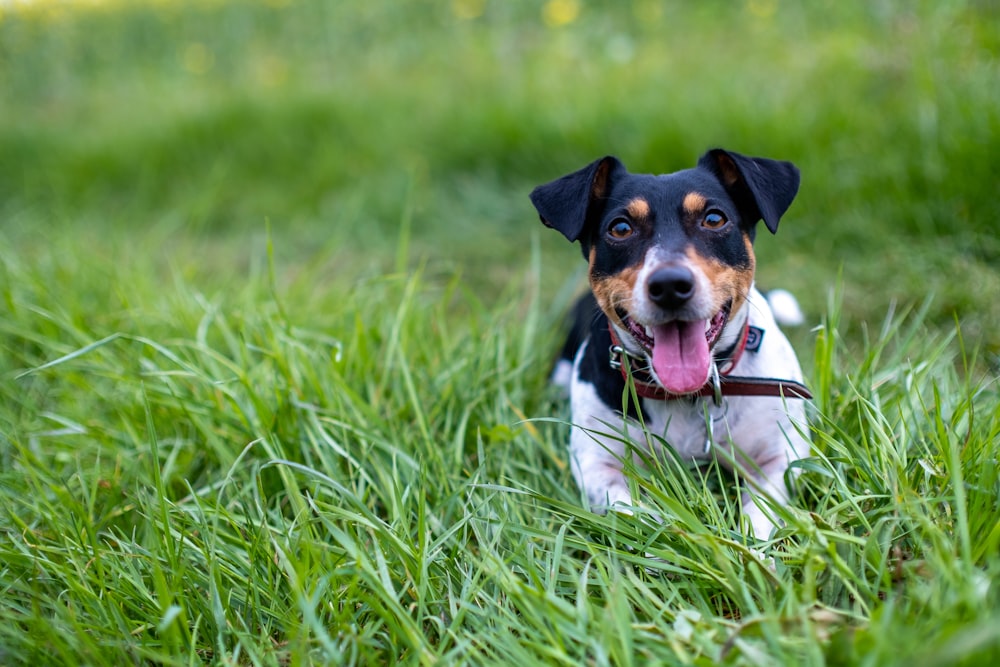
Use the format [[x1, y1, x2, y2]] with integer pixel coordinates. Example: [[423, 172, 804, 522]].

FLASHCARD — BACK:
[[531, 149, 811, 540]]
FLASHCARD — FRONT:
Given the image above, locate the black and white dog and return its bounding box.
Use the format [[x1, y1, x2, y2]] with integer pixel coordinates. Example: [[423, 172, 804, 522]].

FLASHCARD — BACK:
[[531, 149, 811, 540]]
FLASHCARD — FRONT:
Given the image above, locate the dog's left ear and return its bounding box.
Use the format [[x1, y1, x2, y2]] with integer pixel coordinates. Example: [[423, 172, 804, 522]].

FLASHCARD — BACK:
[[698, 149, 800, 234], [529, 156, 626, 244]]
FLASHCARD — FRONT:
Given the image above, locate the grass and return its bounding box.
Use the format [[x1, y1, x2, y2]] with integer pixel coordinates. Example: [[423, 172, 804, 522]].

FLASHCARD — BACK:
[[1, 0, 999, 664]]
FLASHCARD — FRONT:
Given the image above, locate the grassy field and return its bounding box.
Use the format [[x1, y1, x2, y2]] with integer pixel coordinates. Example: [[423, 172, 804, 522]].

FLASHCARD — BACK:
[[1, 0, 999, 664]]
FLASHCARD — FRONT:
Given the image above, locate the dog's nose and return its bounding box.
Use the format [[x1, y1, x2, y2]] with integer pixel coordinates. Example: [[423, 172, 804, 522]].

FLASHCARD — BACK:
[[647, 266, 695, 309]]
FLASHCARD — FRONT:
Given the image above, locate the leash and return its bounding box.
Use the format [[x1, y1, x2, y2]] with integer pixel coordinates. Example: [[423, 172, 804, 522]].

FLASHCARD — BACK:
[[607, 323, 813, 403]]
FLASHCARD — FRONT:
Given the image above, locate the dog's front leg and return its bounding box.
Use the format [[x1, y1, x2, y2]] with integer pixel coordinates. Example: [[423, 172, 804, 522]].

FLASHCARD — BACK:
[[738, 452, 800, 540], [569, 426, 635, 513]]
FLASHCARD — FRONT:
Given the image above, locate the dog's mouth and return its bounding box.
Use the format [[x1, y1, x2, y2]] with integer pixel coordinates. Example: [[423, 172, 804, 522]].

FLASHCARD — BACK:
[[620, 300, 732, 394]]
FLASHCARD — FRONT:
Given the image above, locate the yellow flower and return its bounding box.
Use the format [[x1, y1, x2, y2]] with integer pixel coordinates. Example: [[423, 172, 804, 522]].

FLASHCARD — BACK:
[[452, 0, 486, 21], [542, 0, 579, 28]]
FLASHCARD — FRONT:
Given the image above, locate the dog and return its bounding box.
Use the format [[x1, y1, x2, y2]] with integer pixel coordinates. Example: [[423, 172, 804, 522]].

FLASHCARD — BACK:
[[531, 148, 811, 541]]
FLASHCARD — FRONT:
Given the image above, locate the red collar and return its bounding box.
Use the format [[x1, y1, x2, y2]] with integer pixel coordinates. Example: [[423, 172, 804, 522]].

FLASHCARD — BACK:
[[607, 321, 812, 402]]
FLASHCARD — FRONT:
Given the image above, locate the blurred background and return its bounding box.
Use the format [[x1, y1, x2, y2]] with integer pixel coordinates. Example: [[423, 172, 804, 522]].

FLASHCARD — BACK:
[[2, 0, 998, 349]]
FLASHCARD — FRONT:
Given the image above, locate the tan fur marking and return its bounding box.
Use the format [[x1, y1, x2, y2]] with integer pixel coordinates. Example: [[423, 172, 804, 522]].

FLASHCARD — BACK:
[[743, 235, 756, 271], [591, 160, 611, 199], [626, 197, 650, 219], [590, 264, 641, 325], [716, 153, 741, 187], [684, 245, 755, 315], [683, 192, 707, 214]]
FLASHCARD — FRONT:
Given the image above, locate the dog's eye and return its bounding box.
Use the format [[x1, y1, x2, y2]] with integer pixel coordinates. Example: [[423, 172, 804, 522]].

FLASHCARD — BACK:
[[608, 219, 634, 239], [702, 211, 729, 230]]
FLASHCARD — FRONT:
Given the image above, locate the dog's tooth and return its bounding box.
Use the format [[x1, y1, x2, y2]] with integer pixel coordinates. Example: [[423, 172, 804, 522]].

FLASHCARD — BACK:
[[645, 326, 653, 338]]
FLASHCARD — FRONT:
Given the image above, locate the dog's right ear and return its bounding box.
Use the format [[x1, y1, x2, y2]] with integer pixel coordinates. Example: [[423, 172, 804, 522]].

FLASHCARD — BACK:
[[529, 156, 625, 243], [697, 149, 799, 235]]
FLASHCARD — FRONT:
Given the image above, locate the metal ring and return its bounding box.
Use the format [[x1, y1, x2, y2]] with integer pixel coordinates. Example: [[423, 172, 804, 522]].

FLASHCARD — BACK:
[[710, 362, 723, 407], [608, 345, 625, 371]]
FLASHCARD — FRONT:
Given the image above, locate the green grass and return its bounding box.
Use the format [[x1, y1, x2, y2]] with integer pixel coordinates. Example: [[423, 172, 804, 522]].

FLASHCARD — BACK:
[[1, 0, 999, 664]]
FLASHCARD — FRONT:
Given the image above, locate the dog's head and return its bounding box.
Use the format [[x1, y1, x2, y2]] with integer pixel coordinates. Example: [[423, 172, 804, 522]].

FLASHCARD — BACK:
[[530, 149, 799, 394]]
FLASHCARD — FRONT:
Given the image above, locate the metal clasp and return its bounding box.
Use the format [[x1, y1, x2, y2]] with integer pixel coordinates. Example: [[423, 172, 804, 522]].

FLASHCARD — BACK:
[[703, 361, 725, 454], [701, 390, 729, 455], [709, 361, 723, 407], [609, 344, 625, 371], [703, 407, 715, 455]]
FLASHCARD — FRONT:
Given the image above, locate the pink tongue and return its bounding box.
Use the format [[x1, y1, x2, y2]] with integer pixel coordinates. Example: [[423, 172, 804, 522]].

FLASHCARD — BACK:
[[650, 320, 710, 394]]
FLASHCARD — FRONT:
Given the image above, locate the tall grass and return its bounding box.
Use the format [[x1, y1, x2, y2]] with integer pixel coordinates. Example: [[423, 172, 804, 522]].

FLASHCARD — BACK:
[[3, 227, 999, 664], [1, 0, 998, 664]]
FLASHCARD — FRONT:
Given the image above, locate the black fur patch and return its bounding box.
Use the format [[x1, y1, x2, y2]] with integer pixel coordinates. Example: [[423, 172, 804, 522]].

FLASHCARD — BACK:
[[568, 295, 645, 422]]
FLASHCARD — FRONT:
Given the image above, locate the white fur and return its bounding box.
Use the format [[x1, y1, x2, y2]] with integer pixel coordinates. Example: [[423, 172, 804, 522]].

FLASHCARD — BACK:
[[550, 359, 574, 392], [766, 288, 805, 327], [568, 285, 810, 540]]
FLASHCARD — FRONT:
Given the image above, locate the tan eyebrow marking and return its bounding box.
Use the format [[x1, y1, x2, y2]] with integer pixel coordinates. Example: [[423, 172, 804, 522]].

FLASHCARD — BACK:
[[626, 197, 650, 219], [683, 192, 707, 214]]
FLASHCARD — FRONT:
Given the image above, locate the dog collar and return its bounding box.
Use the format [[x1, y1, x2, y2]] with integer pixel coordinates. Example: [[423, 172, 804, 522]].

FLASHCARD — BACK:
[[607, 322, 812, 402]]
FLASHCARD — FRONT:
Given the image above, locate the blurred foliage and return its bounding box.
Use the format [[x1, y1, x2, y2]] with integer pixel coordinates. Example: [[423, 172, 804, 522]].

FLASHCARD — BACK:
[[0, 0, 998, 347]]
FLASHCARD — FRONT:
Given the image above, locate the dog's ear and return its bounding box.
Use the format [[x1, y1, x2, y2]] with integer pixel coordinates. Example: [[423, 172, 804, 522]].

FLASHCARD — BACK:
[[529, 156, 626, 243], [698, 149, 799, 234]]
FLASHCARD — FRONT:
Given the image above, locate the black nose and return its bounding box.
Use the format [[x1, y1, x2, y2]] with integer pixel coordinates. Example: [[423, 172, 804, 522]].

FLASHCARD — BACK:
[[647, 266, 695, 309]]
